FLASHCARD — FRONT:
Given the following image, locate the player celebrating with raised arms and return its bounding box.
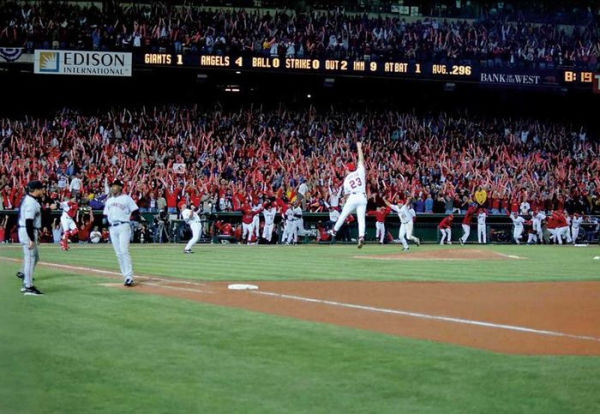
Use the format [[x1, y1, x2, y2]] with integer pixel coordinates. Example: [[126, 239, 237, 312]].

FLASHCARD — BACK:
[[103, 179, 140, 287], [180, 201, 202, 254], [329, 142, 367, 248]]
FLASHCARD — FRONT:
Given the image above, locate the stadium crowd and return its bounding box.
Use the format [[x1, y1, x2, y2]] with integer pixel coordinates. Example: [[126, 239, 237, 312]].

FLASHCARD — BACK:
[[0, 105, 599, 216], [1, 1, 598, 69]]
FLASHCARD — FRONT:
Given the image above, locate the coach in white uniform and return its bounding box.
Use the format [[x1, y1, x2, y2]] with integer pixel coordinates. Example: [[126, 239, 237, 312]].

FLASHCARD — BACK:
[[181, 203, 202, 253], [18, 181, 45, 295], [329, 142, 367, 248], [103, 179, 139, 287]]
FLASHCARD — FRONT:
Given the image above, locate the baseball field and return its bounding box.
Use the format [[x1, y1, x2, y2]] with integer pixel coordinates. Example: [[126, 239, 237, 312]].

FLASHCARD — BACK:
[[1, 243, 599, 414]]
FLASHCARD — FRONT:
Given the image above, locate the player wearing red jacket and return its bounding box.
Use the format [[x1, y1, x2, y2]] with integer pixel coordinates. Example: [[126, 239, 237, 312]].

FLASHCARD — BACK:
[[459, 204, 478, 245], [241, 203, 259, 244], [438, 214, 454, 245], [367, 206, 390, 244]]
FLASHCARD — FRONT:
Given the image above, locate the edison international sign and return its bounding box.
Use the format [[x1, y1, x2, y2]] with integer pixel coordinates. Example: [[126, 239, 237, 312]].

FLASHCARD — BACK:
[[34, 50, 132, 77]]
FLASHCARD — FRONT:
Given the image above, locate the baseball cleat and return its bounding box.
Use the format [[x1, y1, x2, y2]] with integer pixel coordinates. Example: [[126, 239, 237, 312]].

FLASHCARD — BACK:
[[327, 229, 337, 237], [403, 247, 410, 251], [459, 238, 464, 245], [415, 238, 421, 247], [16, 271, 24, 280], [184, 250, 194, 254], [357, 237, 364, 249], [124, 279, 134, 287], [23, 286, 44, 296]]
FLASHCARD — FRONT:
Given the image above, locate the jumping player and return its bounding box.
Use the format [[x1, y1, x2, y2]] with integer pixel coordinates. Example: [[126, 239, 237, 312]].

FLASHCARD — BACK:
[[180, 202, 202, 253], [59, 197, 78, 251], [102, 179, 139, 287], [384, 196, 420, 251], [438, 214, 454, 245], [329, 142, 367, 248]]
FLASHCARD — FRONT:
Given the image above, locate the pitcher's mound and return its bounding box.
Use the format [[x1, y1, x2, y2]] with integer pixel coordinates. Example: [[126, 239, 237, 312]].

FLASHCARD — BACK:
[[356, 249, 520, 261]]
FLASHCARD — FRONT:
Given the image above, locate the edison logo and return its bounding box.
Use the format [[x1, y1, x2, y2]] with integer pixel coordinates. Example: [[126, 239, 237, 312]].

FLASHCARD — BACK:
[[38, 51, 59, 72]]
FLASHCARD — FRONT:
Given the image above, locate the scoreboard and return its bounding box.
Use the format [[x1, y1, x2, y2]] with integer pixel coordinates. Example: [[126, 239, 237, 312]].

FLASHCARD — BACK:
[[140, 52, 597, 91], [142, 53, 477, 81]]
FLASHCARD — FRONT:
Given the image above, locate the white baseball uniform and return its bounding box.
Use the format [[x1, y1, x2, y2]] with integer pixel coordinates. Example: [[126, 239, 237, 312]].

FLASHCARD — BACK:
[[333, 165, 367, 239], [182, 207, 201, 251], [511, 215, 525, 244], [283, 207, 298, 244], [103, 194, 139, 284], [532, 212, 546, 242], [571, 216, 583, 243], [251, 204, 262, 238], [406, 207, 418, 242], [390, 204, 411, 249], [18, 194, 41, 289], [262, 207, 276, 242], [477, 211, 487, 244]]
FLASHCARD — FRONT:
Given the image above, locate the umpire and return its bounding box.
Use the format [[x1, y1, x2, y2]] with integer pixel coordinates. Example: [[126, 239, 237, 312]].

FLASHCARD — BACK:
[[18, 180, 45, 296]]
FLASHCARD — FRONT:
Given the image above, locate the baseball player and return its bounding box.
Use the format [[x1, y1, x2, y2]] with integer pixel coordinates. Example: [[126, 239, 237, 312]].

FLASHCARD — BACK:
[[553, 210, 569, 244], [241, 203, 259, 244], [329, 142, 367, 248], [251, 200, 262, 240], [59, 197, 78, 251], [384, 197, 419, 251], [571, 212, 583, 244], [18, 181, 45, 295], [180, 202, 202, 253], [102, 179, 139, 287], [477, 208, 487, 244], [262, 202, 277, 242], [562, 211, 573, 243], [292, 202, 303, 243], [510, 212, 525, 244], [405, 203, 420, 246], [367, 206, 390, 244], [438, 214, 453, 245], [531, 209, 546, 244], [460, 204, 478, 245], [283, 201, 302, 244], [438, 214, 454, 244]]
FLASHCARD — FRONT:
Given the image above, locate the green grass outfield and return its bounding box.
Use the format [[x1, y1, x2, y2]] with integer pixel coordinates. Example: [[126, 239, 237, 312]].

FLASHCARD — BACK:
[[1, 243, 599, 414]]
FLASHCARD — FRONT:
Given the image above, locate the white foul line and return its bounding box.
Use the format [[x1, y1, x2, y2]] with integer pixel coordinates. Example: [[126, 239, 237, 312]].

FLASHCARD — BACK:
[[253, 290, 600, 343]]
